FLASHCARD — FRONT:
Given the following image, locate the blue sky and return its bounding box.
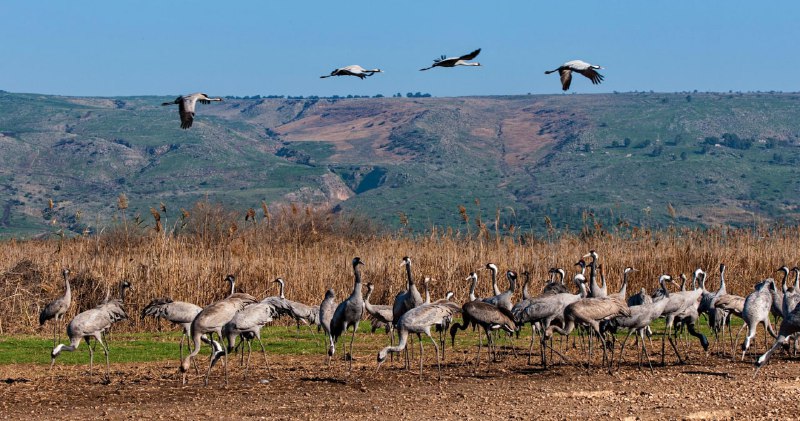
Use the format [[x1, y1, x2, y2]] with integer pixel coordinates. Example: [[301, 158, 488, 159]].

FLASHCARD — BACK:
[[2, 1, 798, 97]]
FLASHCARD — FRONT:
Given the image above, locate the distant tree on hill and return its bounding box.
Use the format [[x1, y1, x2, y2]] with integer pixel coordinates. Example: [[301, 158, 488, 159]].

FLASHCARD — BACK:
[[623, 138, 631, 147]]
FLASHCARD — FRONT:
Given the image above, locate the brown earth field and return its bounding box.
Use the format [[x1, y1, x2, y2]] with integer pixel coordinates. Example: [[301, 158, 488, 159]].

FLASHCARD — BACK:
[[1, 339, 799, 420]]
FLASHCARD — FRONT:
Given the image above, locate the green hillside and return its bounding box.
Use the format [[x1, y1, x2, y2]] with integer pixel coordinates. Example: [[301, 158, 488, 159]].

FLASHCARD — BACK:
[[1, 91, 799, 238]]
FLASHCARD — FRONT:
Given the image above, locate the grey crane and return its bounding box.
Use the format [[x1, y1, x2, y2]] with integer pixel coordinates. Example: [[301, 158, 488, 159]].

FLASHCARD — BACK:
[[781, 267, 800, 317], [161, 93, 223, 129], [141, 297, 203, 361], [364, 282, 393, 329], [392, 256, 424, 327], [514, 275, 587, 366], [40, 268, 72, 347], [613, 285, 672, 373], [364, 282, 394, 348], [482, 270, 516, 311], [419, 48, 481, 71], [485, 263, 502, 296], [519, 270, 532, 300], [545, 60, 604, 91], [543, 268, 569, 295], [50, 280, 131, 382], [628, 287, 653, 307], [583, 250, 606, 298], [466, 272, 479, 301], [739, 278, 778, 359], [609, 267, 636, 301], [180, 276, 257, 385], [544, 293, 630, 370], [319, 289, 336, 364], [450, 300, 517, 368], [654, 274, 708, 365], [320, 65, 382, 79], [756, 301, 800, 372], [220, 301, 279, 379], [269, 278, 319, 329], [377, 301, 461, 380], [329, 257, 366, 369]]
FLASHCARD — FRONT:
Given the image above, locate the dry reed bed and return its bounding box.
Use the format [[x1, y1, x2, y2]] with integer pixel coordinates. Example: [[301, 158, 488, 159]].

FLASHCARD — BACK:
[[1, 222, 798, 335]]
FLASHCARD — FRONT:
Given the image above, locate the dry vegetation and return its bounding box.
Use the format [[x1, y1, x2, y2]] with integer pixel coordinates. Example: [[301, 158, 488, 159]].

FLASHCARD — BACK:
[[2, 199, 799, 335]]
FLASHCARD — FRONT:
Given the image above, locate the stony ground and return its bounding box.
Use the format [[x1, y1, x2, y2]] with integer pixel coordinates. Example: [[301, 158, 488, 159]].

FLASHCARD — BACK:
[[1, 340, 799, 421]]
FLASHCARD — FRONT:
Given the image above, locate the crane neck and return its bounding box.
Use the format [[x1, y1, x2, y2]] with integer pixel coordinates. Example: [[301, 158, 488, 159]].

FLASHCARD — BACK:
[[521, 278, 530, 300], [469, 276, 478, 301], [278, 280, 285, 299], [490, 268, 500, 296], [404, 262, 414, 288]]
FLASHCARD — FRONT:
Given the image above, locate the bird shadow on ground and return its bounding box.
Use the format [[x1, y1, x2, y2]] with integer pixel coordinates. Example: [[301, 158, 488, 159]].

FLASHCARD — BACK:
[[300, 376, 347, 385], [682, 370, 733, 378]]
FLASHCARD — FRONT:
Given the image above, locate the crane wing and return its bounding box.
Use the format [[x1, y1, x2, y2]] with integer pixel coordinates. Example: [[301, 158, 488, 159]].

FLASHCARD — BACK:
[[580, 68, 605, 85], [559, 69, 573, 91], [458, 48, 481, 61], [179, 97, 195, 129]]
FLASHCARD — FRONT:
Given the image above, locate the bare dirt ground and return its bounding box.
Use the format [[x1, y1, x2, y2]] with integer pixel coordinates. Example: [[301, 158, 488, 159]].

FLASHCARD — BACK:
[[2, 344, 799, 420]]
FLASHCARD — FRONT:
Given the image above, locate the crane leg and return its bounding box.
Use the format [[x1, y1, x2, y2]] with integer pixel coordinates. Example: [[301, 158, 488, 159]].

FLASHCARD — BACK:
[[348, 323, 358, 371], [418, 333, 424, 380], [528, 324, 536, 365], [254, 336, 271, 377], [425, 331, 441, 381], [641, 331, 654, 374], [475, 329, 482, 371], [244, 340, 253, 380], [667, 334, 684, 364], [85, 337, 94, 374], [94, 333, 110, 383], [617, 330, 634, 370]]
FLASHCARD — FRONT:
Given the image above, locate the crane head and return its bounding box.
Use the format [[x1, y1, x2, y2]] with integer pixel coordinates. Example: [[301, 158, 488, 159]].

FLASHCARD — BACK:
[[401, 256, 411, 266], [485, 263, 498, 273], [624, 267, 637, 274], [352, 257, 364, 267], [575, 259, 586, 269], [62, 268, 70, 277], [225, 274, 235, 284]]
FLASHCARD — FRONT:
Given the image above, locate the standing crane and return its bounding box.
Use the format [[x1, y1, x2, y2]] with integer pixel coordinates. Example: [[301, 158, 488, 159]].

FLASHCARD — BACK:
[[50, 280, 131, 383], [141, 297, 203, 361], [329, 257, 366, 370], [319, 289, 336, 364], [450, 301, 517, 369], [39, 268, 72, 347], [161, 93, 223, 129], [179, 276, 257, 385], [377, 301, 461, 380]]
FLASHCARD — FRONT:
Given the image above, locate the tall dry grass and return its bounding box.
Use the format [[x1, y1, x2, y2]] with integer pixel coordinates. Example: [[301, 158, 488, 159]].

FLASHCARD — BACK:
[[1, 201, 798, 335]]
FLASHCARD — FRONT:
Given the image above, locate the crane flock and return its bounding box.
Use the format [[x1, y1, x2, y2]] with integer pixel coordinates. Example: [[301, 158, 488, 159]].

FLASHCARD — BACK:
[[162, 47, 604, 128], [41, 250, 800, 385]]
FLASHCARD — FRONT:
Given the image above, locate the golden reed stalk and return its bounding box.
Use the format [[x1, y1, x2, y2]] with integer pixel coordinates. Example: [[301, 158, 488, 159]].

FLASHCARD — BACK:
[[1, 202, 798, 334]]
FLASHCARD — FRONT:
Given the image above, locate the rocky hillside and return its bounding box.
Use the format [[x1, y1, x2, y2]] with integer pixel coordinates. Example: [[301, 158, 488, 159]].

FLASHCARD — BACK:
[[1, 91, 799, 237]]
